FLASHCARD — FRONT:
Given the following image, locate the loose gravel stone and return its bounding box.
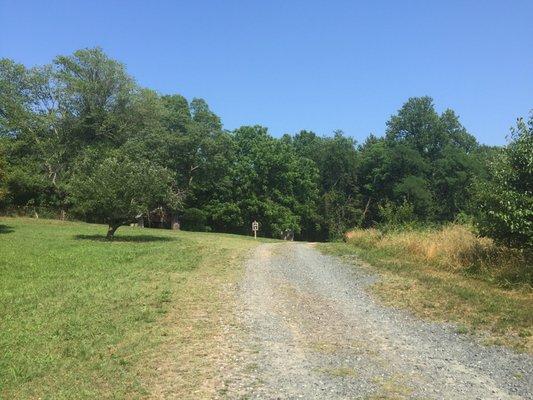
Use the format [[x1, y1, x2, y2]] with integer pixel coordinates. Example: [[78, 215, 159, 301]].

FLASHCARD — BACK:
[[216, 243, 532, 399]]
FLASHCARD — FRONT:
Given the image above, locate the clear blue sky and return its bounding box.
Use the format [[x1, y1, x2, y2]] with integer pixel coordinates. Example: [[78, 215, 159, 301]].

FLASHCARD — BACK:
[[1, 0, 532, 145]]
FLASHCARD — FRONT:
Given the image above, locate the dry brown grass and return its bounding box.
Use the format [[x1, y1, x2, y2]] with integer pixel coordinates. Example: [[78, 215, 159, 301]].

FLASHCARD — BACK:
[[344, 224, 530, 284]]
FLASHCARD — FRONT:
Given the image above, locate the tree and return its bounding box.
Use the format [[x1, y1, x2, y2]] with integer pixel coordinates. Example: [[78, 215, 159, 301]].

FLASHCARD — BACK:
[[475, 115, 533, 249], [0, 49, 150, 215], [431, 145, 483, 221], [385, 97, 443, 159], [385, 97, 478, 158], [0, 142, 7, 204], [358, 138, 431, 225], [0, 59, 72, 213], [54, 47, 136, 145], [393, 175, 433, 220], [213, 126, 320, 238], [161, 94, 191, 134], [1, 47, 517, 242], [69, 157, 182, 237], [322, 190, 362, 239], [380, 97, 482, 223], [291, 130, 361, 239]]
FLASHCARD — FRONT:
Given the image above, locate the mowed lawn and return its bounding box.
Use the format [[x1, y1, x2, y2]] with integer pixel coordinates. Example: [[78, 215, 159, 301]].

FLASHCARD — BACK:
[[0, 217, 260, 399]]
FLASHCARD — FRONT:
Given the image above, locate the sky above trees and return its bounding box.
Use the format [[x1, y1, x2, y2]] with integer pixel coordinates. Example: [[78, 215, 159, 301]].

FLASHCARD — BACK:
[[1, 0, 532, 145]]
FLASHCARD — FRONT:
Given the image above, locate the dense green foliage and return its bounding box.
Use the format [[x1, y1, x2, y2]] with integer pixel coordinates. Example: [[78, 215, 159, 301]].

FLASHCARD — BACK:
[[1, 48, 530, 244], [69, 157, 182, 236], [475, 116, 533, 248]]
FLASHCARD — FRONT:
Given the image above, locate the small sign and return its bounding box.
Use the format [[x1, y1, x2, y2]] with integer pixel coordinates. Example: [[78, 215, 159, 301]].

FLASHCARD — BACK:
[[252, 220, 259, 238]]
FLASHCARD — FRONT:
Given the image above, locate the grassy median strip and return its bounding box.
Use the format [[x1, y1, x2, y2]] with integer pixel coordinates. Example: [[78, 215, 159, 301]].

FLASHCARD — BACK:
[[0, 217, 259, 399], [319, 225, 532, 353]]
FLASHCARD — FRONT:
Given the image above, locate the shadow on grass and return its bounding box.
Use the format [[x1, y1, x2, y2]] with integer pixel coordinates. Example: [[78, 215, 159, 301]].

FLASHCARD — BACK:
[[74, 234, 176, 243], [0, 224, 14, 234]]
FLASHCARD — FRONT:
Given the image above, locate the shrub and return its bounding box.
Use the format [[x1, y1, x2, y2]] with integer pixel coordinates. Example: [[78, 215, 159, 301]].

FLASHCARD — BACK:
[[475, 115, 533, 249], [344, 224, 531, 286], [377, 199, 417, 231], [181, 208, 208, 231]]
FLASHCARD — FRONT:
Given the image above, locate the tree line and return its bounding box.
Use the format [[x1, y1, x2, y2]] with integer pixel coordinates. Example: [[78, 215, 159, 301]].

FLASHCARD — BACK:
[[0, 48, 531, 246]]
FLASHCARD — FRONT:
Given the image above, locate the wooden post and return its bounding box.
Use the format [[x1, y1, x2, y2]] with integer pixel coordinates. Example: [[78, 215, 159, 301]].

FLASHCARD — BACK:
[[252, 220, 259, 239]]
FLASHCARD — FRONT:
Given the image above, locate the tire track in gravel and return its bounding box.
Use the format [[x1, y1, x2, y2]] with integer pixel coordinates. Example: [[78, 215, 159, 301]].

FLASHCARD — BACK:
[[217, 243, 532, 399]]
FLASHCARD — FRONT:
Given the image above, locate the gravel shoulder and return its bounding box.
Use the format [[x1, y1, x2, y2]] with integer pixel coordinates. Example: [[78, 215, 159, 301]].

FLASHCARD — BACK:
[[216, 242, 532, 399]]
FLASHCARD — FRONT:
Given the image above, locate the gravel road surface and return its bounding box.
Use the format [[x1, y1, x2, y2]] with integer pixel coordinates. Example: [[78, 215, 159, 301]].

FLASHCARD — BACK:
[[216, 243, 532, 399]]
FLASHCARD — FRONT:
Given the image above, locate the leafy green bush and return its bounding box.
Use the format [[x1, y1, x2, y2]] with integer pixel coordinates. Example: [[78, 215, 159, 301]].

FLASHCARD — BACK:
[[475, 115, 533, 249], [181, 208, 208, 231], [378, 199, 417, 231]]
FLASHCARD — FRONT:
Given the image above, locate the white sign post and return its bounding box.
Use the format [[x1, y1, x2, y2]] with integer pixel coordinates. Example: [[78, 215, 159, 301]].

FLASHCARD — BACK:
[[252, 220, 259, 239]]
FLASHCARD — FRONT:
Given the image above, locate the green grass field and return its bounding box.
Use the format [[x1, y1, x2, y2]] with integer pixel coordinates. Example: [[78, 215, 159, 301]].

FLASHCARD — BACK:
[[2, 218, 531, 398], [0, 217, 261, 399]]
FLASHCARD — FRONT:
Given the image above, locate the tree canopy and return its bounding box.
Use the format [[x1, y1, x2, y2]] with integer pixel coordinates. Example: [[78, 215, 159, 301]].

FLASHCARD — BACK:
[[1, 48, 530, 247], [69, 156, 182, 237]]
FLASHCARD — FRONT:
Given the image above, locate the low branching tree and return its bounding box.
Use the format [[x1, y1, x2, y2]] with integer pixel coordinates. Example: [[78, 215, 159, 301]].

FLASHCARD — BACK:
[[69, 157, 182, 237]]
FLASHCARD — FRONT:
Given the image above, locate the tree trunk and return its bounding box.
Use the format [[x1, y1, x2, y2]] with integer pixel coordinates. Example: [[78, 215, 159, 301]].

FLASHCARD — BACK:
[[171, 214, 180, 230], [107, 224, 119, 238], [361, 197, 372, 225]]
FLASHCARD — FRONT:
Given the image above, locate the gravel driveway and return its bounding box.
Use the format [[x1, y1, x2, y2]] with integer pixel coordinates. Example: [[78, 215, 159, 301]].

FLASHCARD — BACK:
[[216, 243, 532, 399]]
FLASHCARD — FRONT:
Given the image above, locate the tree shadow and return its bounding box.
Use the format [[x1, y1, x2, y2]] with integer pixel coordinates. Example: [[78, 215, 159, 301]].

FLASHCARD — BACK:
[[0, 224, 14, 234], [74, 234, 176, 243]]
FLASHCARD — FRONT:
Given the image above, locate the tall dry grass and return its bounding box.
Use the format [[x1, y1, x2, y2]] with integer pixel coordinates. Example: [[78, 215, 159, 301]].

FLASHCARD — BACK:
[[344, 224, 531, 286]]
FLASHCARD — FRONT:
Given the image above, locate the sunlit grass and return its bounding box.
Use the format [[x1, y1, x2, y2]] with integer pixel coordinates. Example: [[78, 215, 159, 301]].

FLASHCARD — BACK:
[[0, 217, 260, 399]]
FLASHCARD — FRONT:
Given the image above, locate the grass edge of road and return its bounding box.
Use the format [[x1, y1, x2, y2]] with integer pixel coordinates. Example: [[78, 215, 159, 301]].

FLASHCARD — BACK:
[[139, 235, 258, 399], [318, 242, 532, 354]]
